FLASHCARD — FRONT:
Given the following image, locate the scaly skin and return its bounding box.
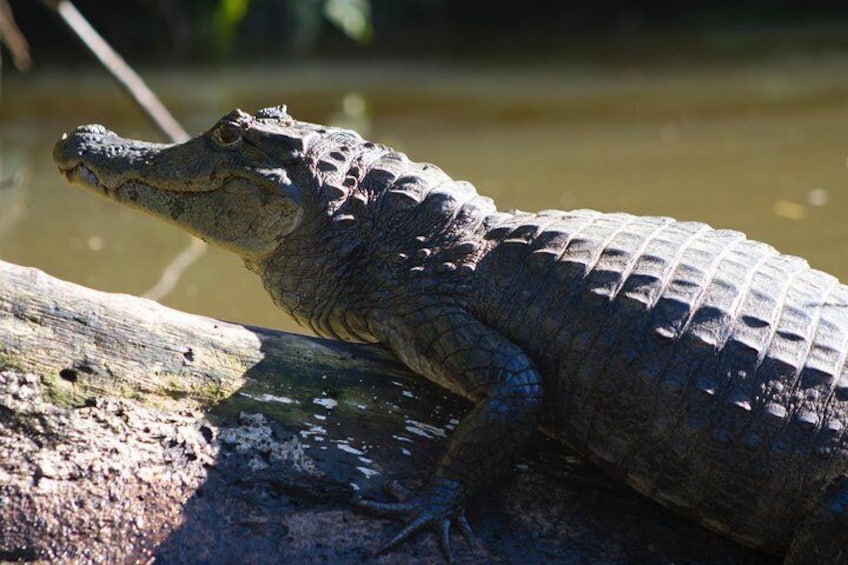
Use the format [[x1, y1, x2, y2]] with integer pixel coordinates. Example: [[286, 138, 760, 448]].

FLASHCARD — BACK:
[[53, 107, 848, 563]]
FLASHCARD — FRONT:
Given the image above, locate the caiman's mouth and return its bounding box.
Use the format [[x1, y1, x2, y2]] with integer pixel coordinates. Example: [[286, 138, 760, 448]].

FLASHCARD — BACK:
[[57, 159, 173, 203], [53, 124, 202, 197], [59, 162, 111, 196]]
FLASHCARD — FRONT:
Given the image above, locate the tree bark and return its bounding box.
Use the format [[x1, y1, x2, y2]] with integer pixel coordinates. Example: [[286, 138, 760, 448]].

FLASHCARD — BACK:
[[0, 259, 776, 564]]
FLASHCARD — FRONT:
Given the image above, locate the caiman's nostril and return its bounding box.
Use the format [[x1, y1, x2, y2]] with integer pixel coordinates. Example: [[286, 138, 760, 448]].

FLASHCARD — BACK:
[[74, 124, 108, 135]]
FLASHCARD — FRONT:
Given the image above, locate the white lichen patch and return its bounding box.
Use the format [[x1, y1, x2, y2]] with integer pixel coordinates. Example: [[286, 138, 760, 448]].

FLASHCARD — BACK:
[[335, 442, 365, 456], [313, 397, 338, 410], [356, 466, 380, 478], [404, 418, 447, 439], [239, 392, 299, 405], [299, 423, 328, 441], [218, 412, 318, 474]]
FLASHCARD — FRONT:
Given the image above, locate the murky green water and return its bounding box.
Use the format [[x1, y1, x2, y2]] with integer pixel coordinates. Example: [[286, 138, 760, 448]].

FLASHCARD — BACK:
[[2, 57, 847, 334]]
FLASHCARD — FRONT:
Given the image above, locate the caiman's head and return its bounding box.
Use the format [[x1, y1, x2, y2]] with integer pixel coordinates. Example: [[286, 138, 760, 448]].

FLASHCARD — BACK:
[[53, 105, 351, 262]]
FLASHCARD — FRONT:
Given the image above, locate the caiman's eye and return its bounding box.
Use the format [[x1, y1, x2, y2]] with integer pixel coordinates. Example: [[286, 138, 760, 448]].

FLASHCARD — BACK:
[[213, 121, 243, 147]]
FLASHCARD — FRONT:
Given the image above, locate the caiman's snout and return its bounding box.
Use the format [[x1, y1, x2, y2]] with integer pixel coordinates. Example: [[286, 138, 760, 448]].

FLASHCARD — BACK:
[[53, 124, 178, 194], [53, 124, 121, 193], [54, 111, 308, 260], [54, 124, 112, 172]]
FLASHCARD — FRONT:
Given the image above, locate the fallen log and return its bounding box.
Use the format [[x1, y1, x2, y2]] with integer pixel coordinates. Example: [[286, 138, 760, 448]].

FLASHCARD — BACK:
[[0, 259, 776, 563]]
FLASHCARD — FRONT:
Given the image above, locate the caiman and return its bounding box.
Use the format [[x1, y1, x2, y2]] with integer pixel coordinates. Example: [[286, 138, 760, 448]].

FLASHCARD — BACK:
[[53, 106, 848, 563]]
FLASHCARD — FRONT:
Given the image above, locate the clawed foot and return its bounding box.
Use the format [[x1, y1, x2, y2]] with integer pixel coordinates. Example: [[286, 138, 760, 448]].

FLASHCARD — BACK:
[[356, 477, 476, 562]]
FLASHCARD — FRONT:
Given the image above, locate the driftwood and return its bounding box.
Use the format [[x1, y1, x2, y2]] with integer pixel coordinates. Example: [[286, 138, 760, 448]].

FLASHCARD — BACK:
[[0, 259, 777, 564]]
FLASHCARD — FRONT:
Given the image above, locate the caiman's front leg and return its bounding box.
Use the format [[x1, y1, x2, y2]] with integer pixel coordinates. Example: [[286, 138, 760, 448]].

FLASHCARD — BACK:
[[358, 305, 544, 558]]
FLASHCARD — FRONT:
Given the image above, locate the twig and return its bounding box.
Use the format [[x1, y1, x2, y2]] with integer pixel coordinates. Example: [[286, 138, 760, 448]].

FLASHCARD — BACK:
[[41, 0, 188, 143], [0, 0, 32, 71], [42, 0, 205, 300]]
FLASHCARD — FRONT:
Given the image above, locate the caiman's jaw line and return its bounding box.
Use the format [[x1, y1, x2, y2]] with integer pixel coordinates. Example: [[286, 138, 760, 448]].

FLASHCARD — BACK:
[[58, 162, 156, 200], [59, 163, 112, 197], [58, 161, 245, 198]]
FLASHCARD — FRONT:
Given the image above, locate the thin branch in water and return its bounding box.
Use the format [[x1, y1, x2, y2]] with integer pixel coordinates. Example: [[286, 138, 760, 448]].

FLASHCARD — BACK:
[[143, 237, 208, 301]]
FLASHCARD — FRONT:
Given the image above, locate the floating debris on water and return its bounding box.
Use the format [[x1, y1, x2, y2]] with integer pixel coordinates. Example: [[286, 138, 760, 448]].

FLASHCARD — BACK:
[[772, 199, 806, 220], [807, 188, 829, 207]]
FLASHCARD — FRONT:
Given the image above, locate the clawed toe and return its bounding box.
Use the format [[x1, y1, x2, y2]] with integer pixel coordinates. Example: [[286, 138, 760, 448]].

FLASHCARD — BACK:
[[355, 477, 475, 561]]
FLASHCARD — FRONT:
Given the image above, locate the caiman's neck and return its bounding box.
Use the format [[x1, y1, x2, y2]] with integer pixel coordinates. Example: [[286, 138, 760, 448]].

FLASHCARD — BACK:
[[250, 126, 501, 343], [249, 218, 378, 343]]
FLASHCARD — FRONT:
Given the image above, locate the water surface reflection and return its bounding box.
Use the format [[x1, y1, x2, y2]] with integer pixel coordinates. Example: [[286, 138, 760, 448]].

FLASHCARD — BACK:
[[1, 59, 846, 333]]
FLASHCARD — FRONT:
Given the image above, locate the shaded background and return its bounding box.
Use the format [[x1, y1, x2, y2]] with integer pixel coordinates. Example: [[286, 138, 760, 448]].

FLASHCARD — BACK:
[[1, 0, 848, 334], [7, 1, 848, 63]]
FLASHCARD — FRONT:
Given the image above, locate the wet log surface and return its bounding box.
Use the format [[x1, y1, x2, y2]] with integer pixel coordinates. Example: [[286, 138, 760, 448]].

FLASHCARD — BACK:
[[0, 259, 776, 564]]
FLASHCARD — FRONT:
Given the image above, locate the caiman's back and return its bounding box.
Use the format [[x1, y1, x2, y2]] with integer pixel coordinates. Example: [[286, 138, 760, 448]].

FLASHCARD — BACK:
[[473, 208, 848, 553]]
